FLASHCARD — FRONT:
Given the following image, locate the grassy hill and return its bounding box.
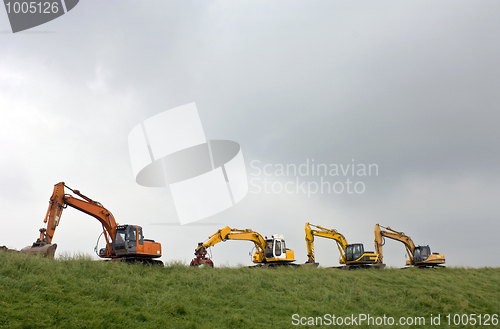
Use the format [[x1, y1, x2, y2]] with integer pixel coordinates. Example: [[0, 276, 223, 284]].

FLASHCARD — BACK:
[[0, 251, 498, 329]]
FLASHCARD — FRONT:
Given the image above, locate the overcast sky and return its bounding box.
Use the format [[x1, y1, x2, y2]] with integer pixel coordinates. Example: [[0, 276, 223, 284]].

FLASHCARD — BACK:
[[1, 1, 499, 268]]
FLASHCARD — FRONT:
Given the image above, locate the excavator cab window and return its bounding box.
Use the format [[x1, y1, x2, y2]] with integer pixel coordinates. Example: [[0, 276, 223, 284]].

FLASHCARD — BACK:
[[138, 227, 144, 245], [116, 231, 125, 244], [274, 240, 282, 257], [265, 240, 274, 258], [114, 227, 127, 250], [126, 226, 137, 249]]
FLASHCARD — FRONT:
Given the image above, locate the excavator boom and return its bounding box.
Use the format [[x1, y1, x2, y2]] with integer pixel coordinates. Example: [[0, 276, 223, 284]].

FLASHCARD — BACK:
[[305, 222, 348, 264], [374, 224, 415, 264]]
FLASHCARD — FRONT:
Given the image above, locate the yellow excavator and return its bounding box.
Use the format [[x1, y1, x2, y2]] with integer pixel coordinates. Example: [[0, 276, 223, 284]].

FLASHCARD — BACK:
[[190, 226, 295, 267], [21, 182, 162, 264], [374, 224, 445, 267], [305, 223, 383, 268]]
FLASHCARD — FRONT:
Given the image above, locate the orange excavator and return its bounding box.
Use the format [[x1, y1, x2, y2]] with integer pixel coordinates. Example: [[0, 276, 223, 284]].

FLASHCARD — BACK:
[[21, 182, 162, 264]]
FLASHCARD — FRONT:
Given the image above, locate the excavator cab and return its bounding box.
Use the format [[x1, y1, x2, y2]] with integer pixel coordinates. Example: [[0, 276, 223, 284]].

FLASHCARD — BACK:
[[105, 224, 161, 260], [260, 234, 295, 263], [264, 235, 285, 259], [344, 243, 380, 265], [345, 243, 364, 262], [413, 246, 430, 263], [113, 225, 138, 256]]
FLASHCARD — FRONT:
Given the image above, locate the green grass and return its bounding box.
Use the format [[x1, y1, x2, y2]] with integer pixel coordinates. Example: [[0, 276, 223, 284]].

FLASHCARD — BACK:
[[0, 251, 498, 328]]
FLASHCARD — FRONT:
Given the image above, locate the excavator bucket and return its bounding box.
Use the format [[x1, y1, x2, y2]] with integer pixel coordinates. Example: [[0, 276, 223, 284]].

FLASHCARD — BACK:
[[20, 243, 57, 258]]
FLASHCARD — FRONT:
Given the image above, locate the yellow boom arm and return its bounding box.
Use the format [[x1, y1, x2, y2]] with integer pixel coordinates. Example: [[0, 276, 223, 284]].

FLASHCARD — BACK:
[[305, 222, 348, 264], [374, 224, 416, 264], [194, 226, 268, 263]]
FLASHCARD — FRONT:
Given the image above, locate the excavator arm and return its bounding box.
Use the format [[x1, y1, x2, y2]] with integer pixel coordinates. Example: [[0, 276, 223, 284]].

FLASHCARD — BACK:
[[37, 182, 65, 246], [192, 226, 267, 266], [39, 183, 117, 242], [194, 226, 266, 254], [29, 182, 118, 257], [60, 193, 118, 258], [374, 224, 415, 264], [305, 222, 348, 264]]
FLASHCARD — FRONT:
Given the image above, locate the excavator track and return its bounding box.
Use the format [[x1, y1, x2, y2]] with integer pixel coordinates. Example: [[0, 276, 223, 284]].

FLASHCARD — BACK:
[[248, 262, 299, 268], [329, 263, 386, 270]]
